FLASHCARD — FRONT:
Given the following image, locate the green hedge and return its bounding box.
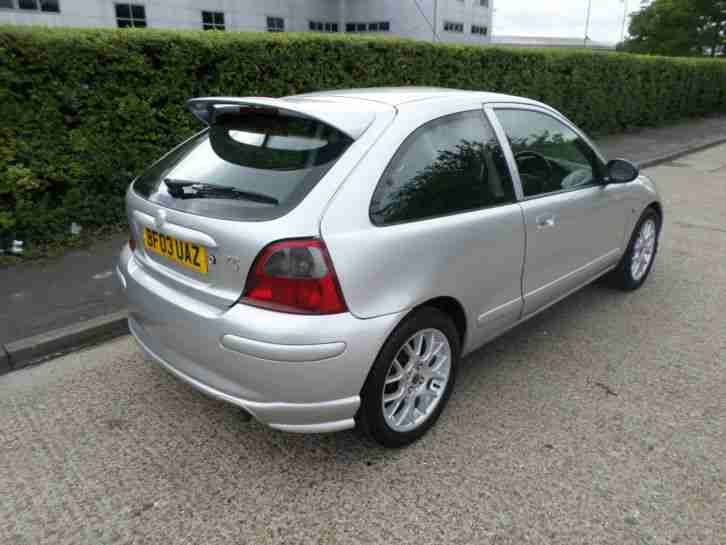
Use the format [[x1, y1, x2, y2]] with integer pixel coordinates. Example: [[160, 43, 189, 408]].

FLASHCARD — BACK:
[[1, 27, 726, 248]]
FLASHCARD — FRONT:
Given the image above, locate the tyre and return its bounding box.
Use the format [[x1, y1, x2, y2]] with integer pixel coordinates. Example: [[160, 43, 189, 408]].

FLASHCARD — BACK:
[[608, 207, 661, 291], [357, 307, 460, 448]]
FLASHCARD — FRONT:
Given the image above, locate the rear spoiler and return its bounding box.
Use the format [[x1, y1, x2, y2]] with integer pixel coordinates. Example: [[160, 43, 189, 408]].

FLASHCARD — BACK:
[[186, 96, 375, 140]]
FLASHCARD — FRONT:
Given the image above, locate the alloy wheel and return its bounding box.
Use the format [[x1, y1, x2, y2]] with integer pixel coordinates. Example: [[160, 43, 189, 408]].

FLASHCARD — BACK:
[[631, 218, 657, 281], [381, 328, 452, 433]]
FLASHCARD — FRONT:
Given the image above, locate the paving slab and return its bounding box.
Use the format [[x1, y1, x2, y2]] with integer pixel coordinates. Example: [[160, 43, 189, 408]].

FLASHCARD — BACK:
[[0, 233, 127, 347], [597, 115, 726, 167]]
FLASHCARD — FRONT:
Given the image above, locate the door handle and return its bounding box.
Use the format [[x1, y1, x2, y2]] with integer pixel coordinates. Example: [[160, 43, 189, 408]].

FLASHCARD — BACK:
[[536, 213, 558, 229]]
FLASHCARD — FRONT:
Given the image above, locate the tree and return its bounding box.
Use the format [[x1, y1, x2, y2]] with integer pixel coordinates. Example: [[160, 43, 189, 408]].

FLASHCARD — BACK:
[[696, 0, 726, 56], [620, 0, 725, 57]]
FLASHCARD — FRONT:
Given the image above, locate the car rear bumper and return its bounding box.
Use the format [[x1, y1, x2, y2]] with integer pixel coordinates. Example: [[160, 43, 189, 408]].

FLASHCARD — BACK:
[[118, 244, 403, 433], [129, 317, 361, 432]]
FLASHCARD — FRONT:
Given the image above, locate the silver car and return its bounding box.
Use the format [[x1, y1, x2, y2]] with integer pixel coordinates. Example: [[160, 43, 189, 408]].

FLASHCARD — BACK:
[[118, 87, 662, 447]]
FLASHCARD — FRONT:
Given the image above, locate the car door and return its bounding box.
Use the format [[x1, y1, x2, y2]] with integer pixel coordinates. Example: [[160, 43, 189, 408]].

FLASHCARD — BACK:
[[489, 105, 627, 317], [322, 107, 526, 352]]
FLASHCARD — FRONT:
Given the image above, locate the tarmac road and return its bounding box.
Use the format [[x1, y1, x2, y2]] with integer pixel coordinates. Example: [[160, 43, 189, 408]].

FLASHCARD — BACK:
[[1, 145, 725, 545]]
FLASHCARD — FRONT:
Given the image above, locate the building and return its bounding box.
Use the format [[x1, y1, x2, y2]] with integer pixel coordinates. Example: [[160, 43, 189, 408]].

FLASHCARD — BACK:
[[492, 35, 615, 51], [0, 0, 493, 44]]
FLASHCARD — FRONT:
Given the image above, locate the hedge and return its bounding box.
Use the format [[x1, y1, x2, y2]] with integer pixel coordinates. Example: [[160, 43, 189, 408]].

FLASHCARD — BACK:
[[1, 27, 726, 249]]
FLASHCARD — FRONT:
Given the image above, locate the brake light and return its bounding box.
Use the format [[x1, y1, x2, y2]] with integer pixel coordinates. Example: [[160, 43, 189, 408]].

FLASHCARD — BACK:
[[240, 239, 347, 314]]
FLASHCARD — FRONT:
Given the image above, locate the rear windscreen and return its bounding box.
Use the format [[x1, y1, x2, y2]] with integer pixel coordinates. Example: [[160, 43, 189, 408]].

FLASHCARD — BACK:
[[133, 109, 353, 221]]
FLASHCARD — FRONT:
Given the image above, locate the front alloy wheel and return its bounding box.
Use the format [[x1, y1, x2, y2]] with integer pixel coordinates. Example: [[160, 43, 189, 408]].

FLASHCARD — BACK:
[[608, 207, 661, 291], [631, 218, 657, 282]]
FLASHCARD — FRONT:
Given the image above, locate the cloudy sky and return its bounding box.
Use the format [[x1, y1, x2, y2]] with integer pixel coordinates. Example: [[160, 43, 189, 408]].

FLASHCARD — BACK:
[[493, 0, 639, 44]]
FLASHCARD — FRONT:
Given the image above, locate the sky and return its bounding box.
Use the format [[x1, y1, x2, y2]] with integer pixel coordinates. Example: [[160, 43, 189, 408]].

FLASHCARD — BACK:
[[493, 0, 642, 44]]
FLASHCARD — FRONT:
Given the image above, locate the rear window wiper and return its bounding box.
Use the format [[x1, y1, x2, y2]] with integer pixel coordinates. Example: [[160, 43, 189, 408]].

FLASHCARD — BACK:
[[164, 179, 279, 205]]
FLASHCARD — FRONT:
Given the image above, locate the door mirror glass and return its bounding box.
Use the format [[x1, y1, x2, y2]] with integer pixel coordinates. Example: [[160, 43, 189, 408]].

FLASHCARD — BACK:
[[606, 159, 639, 184]]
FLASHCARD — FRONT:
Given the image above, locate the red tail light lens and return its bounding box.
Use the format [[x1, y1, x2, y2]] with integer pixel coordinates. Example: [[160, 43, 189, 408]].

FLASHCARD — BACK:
[[240, 239, 347, 314], [129, 233, 136, 251]]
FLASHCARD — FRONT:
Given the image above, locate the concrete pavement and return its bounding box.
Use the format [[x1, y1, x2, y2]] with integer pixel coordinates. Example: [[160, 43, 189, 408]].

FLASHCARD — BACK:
[[0, 233, 127, 345], [1, 144, 725, 544], [596, 114, 726, 167]]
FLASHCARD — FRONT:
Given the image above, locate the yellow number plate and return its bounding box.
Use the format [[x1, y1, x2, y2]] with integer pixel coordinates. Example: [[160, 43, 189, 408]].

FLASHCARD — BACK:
[[143, 227, 208, 275]]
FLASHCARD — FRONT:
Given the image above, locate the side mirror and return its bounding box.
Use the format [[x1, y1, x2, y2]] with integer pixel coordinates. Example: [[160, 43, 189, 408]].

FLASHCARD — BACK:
[[605, 159, 639, 184]]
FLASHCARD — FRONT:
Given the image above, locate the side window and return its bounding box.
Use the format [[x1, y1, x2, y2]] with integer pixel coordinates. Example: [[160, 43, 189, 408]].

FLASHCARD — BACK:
[[495, 109, 603, 198], [370, 111, 516, 225]]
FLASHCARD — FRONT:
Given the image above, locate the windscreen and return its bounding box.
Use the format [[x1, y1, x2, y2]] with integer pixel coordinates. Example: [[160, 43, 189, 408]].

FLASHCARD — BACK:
[[133, 109, 353, 221]]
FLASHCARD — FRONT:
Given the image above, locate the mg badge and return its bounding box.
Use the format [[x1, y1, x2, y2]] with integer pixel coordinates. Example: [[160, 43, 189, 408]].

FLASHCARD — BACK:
[[154, 209, 167, 229]]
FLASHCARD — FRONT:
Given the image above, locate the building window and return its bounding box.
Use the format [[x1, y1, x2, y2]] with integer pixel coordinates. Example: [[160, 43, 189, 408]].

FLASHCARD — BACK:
[[267, 16, 284, 32], [116, 3, 146, 27], [471, 24, 488, 35], [345, 21, 390, 33], [309, 20, 338, 32], [478, 0, 489, 6], [443, 21, 464, 33], [202, 11, 224, 30], [2, 0, 59, 10]]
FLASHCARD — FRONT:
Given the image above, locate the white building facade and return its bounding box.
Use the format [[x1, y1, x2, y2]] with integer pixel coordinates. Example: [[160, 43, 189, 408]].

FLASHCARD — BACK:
[[0, 0, 493, 44]]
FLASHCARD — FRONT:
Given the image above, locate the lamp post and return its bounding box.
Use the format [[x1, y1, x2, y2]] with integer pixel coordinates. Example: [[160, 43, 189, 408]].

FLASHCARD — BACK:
[[620, 0, 629, 42], [584, 0, 593, 47]]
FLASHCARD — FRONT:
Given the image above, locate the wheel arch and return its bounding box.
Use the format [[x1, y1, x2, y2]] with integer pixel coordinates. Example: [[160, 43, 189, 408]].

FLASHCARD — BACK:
[[647, 201, 663, 226], [358, 296, 467, 399], [413, 296, 467, 348]]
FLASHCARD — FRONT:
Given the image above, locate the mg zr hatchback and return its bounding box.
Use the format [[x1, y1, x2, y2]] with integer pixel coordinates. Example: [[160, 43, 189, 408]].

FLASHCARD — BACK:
[[118, 88, 662, 447]]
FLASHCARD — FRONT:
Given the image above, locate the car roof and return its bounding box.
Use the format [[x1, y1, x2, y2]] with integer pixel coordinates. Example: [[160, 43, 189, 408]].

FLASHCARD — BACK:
[[188, 88, 553, 143], [290, 87, 540, 107]]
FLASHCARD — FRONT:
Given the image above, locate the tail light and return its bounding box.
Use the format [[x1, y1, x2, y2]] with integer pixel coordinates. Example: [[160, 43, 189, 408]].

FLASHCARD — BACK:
[[240, 239, 347, 314], [129, 232, 136, 251]]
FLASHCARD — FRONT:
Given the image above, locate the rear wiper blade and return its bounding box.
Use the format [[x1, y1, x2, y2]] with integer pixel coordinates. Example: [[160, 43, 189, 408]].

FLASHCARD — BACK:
[[164, 179, 279, 205]]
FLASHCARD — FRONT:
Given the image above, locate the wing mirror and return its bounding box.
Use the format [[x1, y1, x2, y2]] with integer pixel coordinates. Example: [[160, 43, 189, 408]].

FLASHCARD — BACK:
[[605, 159, 640, 184]]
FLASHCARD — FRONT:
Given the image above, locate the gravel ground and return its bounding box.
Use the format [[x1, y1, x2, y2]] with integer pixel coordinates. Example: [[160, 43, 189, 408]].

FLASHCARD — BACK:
[[1, 145, 725, 545]]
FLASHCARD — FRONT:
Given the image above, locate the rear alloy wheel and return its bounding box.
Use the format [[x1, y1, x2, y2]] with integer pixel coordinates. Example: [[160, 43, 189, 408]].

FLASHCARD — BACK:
[[358, 308, 460, 448], [382, 328, 452, 433], [609, 208, 661, 291]]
